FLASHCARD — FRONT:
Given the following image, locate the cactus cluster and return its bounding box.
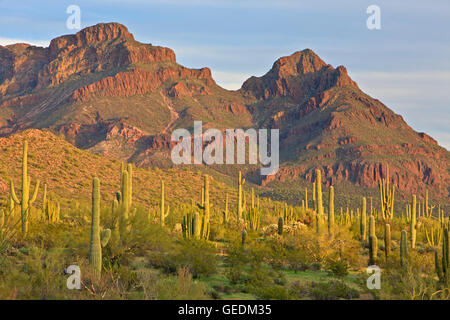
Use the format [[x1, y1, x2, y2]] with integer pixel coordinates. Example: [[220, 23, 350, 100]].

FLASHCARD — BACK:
[[42, 184, 60, 223], [5, 142, 450, 293], [245, 206, 260, 232], [182, 175, 210, 240], [426, 225, 442, 247], [435, 227, 449, 286], [379, 164, 395, 222]]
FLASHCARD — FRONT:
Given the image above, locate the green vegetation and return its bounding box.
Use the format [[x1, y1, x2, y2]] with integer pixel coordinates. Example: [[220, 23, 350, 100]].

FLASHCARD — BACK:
[[0, 138, 448, 300]]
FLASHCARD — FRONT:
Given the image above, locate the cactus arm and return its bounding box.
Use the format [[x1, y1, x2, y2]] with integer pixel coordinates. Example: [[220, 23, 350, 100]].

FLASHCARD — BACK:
[[29, 179, 40, 205], [101, 228, 111, 247], [10, 180, 20, 204], [165, 205, 170, 218], [391, 186, 395, 219]]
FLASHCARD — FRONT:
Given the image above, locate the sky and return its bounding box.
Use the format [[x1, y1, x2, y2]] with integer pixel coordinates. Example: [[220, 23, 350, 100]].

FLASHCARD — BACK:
[[1, 0, 449, 149]]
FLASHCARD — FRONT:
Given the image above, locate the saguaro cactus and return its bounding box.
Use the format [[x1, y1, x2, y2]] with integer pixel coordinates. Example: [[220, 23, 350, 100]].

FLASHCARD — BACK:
[[379, 164, 395, 222], [223, 194, 229, 224], [203, 175, 210, 221], [313, 182, 317, 212], [127, 163, 133, 207], [410, 195, 417, 249], [368, 215, 378, 264], [360, 197, 367, 242], [278, 216, 283, 235], [119, 170, 130, 236], [237, 171, 245, 222], [160, 180, 169, 226], [369, 235, 378, 265], [10, 140, 40, 235], [369, 215, 376, 239], [316, 169, 323, 216], [242, 229, 247, 246], [435, 228, 449, 285], [328, 186, 334, 236], [400, 230, 408, 267], [89, 178, 111, 279], [384, 223, 391, 261], [305, 187, 308, 210], [247, 207, 260, 232]]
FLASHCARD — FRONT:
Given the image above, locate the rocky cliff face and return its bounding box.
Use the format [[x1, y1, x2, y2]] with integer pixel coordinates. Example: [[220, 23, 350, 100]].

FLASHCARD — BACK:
[[0, 23, 448, 200]]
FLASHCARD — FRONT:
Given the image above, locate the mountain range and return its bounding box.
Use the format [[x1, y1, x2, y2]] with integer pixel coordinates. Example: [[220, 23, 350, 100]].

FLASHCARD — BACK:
[[0, 22, 448, 204]]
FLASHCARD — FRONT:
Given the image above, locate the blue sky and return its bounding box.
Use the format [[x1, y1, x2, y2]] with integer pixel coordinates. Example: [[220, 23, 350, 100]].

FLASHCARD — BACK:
[[1, 0, 449, 149]]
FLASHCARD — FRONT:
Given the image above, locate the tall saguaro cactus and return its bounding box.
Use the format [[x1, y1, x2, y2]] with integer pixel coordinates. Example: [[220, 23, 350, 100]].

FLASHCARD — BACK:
[[305, 187, 308, 210], [119, 170, 130, 236], [312, 182, 317, 212], [160, 180, 169, 226], [89, 178, 111, 279], [127, 163, 133, 208], [328, 186, 334, 236], [360, 197, 367, 242], [435, 228, 449, 285], [369, 235, 378, 265], [410, 195, 417, 249], [368, 215, 378, 264], [10, 140, 40, 235], [201, 175, 210, 238], [316, 169, 323, 216], [223, 193, 229, 224], [237, 171, 245, 222]]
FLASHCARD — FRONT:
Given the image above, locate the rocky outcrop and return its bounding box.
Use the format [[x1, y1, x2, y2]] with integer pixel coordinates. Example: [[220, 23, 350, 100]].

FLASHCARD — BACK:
[[69, 66, 213, 101], [241, 49, 357, 102]]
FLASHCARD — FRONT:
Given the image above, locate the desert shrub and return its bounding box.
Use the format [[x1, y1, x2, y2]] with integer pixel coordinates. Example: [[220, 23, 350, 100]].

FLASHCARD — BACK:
[[0, 246, 70, 299], [245, 265, 290, 300], [224, 242, 250, 284], [326, 259, 349, 279], [149, 240, 217, 278], [377, 251, 440, 300], [138, 267, 209, 300], [308, 280, 359, 300]]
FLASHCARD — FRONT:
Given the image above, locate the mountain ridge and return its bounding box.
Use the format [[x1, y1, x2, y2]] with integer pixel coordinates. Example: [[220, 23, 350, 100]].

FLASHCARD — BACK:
[[0, 22, 448, 201]]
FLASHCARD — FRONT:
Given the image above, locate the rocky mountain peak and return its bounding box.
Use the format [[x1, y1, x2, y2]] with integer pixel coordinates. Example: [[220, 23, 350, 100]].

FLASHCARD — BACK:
[[49, 22, 134, 55], [241, 49, 357, 102]]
